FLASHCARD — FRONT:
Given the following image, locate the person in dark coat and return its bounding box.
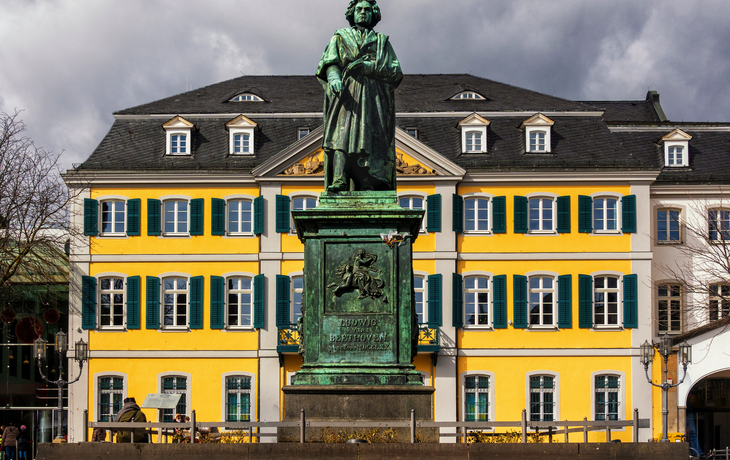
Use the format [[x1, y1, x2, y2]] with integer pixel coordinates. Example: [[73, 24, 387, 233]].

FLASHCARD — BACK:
[[16, 426, 29, 460], [113, 397, 148, 443], [2, 422, 19, 460]]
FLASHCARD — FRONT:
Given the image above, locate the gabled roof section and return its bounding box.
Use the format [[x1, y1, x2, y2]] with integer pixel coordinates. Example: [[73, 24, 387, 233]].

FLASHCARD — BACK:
[[459, 113, 490, 127], [225, 115, 258, 129], [253, 127, 325, 178], [521, 113, 555, 128], [661, 128, 692, 142], [162, 116, 194, 129]]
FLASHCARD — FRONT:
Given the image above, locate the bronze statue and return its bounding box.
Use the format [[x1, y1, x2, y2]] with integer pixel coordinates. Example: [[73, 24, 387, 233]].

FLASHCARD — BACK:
[[316, 0, 403, 192]]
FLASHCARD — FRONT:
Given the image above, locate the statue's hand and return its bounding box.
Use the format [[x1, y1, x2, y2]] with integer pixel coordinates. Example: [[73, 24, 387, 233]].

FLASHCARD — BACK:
[[329, 77, 342, 94]]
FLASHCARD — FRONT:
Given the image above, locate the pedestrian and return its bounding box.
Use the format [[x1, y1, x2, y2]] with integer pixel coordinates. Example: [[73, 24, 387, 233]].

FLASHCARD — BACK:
[[91, 427, 107, 442], [16, 426, 29, 460], [113, 397, 149, 443], [2, 422, 19, 460]]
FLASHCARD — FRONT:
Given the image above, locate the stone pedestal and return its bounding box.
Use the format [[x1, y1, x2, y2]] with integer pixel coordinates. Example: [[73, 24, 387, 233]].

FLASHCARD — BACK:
[[279, 385, 436, 442]]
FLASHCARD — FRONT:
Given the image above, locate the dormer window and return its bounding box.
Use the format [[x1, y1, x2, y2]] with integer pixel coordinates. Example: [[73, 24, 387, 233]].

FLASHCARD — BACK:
[[163, 116, 194, 156], [230, 93, 263, 102], [662, 129, 691, 167], [298, 128, 310, 140], [521, 114, 554, 153], [226, 115, 258, 156], [459, 113, 489, 154], [451, 91, 486, 100], [406, 128, 418, 139]]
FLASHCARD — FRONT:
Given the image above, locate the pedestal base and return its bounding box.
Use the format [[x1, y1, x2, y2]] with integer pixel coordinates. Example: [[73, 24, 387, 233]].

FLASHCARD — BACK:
[[279, 385, 436, 442]]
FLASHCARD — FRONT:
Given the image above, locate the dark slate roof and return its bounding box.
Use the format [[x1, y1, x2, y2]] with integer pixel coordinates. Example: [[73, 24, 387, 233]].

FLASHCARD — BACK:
[[582, 98, 663, 123]]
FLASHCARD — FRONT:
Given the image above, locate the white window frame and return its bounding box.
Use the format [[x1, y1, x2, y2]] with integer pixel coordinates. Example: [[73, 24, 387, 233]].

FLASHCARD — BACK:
[[528, 130, 548, 153], [405, 127, 419, 139], [226, 115, 257, 156], [463, 194, 493, 234], [231, 131, 253, 155], [460, 371, 495, 425], [590, 192, 622, 234], [591, 271, 623, 330], [526, 192, 558, 234], [290, 272, 304, 324], [666, 144, 686, 167], [522, 113, 554, 153], [413, 271, 429, 324], [221, 371, 256, 422], [526, 271, 558, 329], [298, 128, 311, 140], [708, 208, 730, 242], [98, 196, 127, 236], [96, 272, 127, 330], [526, 371, 560, 422], [662, 129, 690, 168], [223, 272, 256, 330], [224, 195, 255, 237], [230, 93, 263, 102], [459, 114, 489, 154], [94, 372, 127, 422], [160, 273, 190, 330], [158, 371, 191, 422], [657, 282, 682, 334], [451, 91, 486, 100], [591, 371, 625, 422], [462, 271, 493, 329], [656, 207, 682, 244], [398, 192, 427, 233], [161, 196, 191, 236], [464, 130, 484, 153], [709, 284, 730, 322], [289, 194, 318, 234]]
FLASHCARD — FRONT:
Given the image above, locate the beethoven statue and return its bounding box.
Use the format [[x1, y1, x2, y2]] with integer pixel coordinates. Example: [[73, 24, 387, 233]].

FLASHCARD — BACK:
[[316, 0, 403, 193]]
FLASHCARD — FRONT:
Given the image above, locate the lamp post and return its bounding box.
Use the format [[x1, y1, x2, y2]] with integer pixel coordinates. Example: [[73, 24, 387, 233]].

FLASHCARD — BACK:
[[34, 332, 88, 440], [640, 334, 692, 442]]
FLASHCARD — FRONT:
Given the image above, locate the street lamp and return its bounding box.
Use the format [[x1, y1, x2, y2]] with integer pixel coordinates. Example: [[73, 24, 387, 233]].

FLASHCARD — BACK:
[[640, 335, 692, 442], [34, 333, 88, 440]]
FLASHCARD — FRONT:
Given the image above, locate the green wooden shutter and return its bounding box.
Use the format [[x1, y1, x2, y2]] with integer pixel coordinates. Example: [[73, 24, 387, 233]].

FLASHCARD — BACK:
[[493, 275, 507, 329], [190, 199, 204, 236], [81, 276, 96, 330], [623, 274, 638, 328], [492, 196, 506, 234], [452, 273, 463, 328], [513, 275, 527, 328], [211, 199, 226, 236], [557, 196, 571, 234], [452, 194, 464, 233], [558, 274, 572, 328], [579, 274, 593, 328], [514, 196, 528, 233], [276, 275, 290, 327], [126, 199, 141, 236], [210, 276, 225, 330], [147, 199, 161, 236], [189, 276, 204, 329], [254, 274, 265, 329], [578, 196, 593, 233], [126, 276, 140, 329], [83, 199, 98, 236], [622, 195, 637, 234], [276, 195, 290, 233], [427, 274, 442, 327], [254, 196, 264, 235], [427, 194, 442, 233], [146, 276, 160, 329]]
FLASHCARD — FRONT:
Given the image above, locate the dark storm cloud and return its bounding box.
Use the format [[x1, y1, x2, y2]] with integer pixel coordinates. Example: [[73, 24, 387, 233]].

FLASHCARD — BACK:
[[0, 0, 728, 170]]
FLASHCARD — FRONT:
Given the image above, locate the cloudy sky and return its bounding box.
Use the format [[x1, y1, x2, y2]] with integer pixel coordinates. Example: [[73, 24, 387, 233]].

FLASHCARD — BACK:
[[1, 0, 729, 171]]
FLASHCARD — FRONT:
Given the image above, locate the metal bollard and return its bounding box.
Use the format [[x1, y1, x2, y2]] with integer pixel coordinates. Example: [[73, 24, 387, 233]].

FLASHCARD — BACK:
[[300, 409, 305, 444], [565, 420, 569, 444], [583, 417, 588, 443], [410, 409, 416, 444], [521, 410, 527, 444], [191, 410, 196, 443], [83, 410, 89, 442], [633, 408, 639, 443]]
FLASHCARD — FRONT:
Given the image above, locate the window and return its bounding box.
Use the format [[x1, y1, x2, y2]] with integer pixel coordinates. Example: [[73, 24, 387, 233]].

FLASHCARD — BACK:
[[667, 146, 684, 166], [465, 376, 490, 421], [233, 133, 251, 154], [710, 284, 730, 322], [228, 277, 253, 328], [522, 114, 554, 153], [451, 91, 485, 100], [529, 198, 555, 232], [225, 376, 251, 422], [228, 199, 253, 235], [529, 276, 555, 327], [414, 275, 426, 324], [464, 276, 490, 326], [291, 275, 303, 323], [459, 114, 489, 153], [99, 277, 124, 328], [163, 116, 193, 156], [100, 200, 125, 235], [399, 195, 426, 232], [529, 375, 555, 422], [657, 208, 681, 243], [291, 196, 317, 233], [594, 375, 620, 421], [530, 131, 546, 152], [662, 129, 691, 167], [226, 115, 257, 155], [406, 128, 418, 139], [230, 93, 263, 102], [164, 200, 188, 235], [465, 131, 483, 153], [464, 197, 490, 232], [709, 209, 730, 241], [658, 284, 681, 333], [161, 376, 187, 422], [162, 277, 188, 328], [593, 197, 618, 232], [170, 134, 187, 154], [594, 276, 620, 326], [298, 128, 310, 140], [98, 376, 124, 422]]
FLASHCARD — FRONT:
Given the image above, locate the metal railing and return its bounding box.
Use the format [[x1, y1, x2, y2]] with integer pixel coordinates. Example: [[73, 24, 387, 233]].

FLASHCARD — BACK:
[[84, 408, 648, 444]]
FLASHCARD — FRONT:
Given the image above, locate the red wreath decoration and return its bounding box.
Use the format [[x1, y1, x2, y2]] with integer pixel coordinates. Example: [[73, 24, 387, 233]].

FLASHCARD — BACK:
[[16, 317, 43, 344], [44, 308, 60, 324], [0, 308, 16, 324]]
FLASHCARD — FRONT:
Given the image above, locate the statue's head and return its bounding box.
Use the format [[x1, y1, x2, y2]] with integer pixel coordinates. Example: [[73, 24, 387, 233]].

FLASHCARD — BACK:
[[345, 0, 382, 29]]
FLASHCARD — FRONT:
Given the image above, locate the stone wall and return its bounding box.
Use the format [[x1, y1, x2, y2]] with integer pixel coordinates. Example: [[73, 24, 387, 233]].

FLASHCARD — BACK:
[[37, 441, 688, 460]]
